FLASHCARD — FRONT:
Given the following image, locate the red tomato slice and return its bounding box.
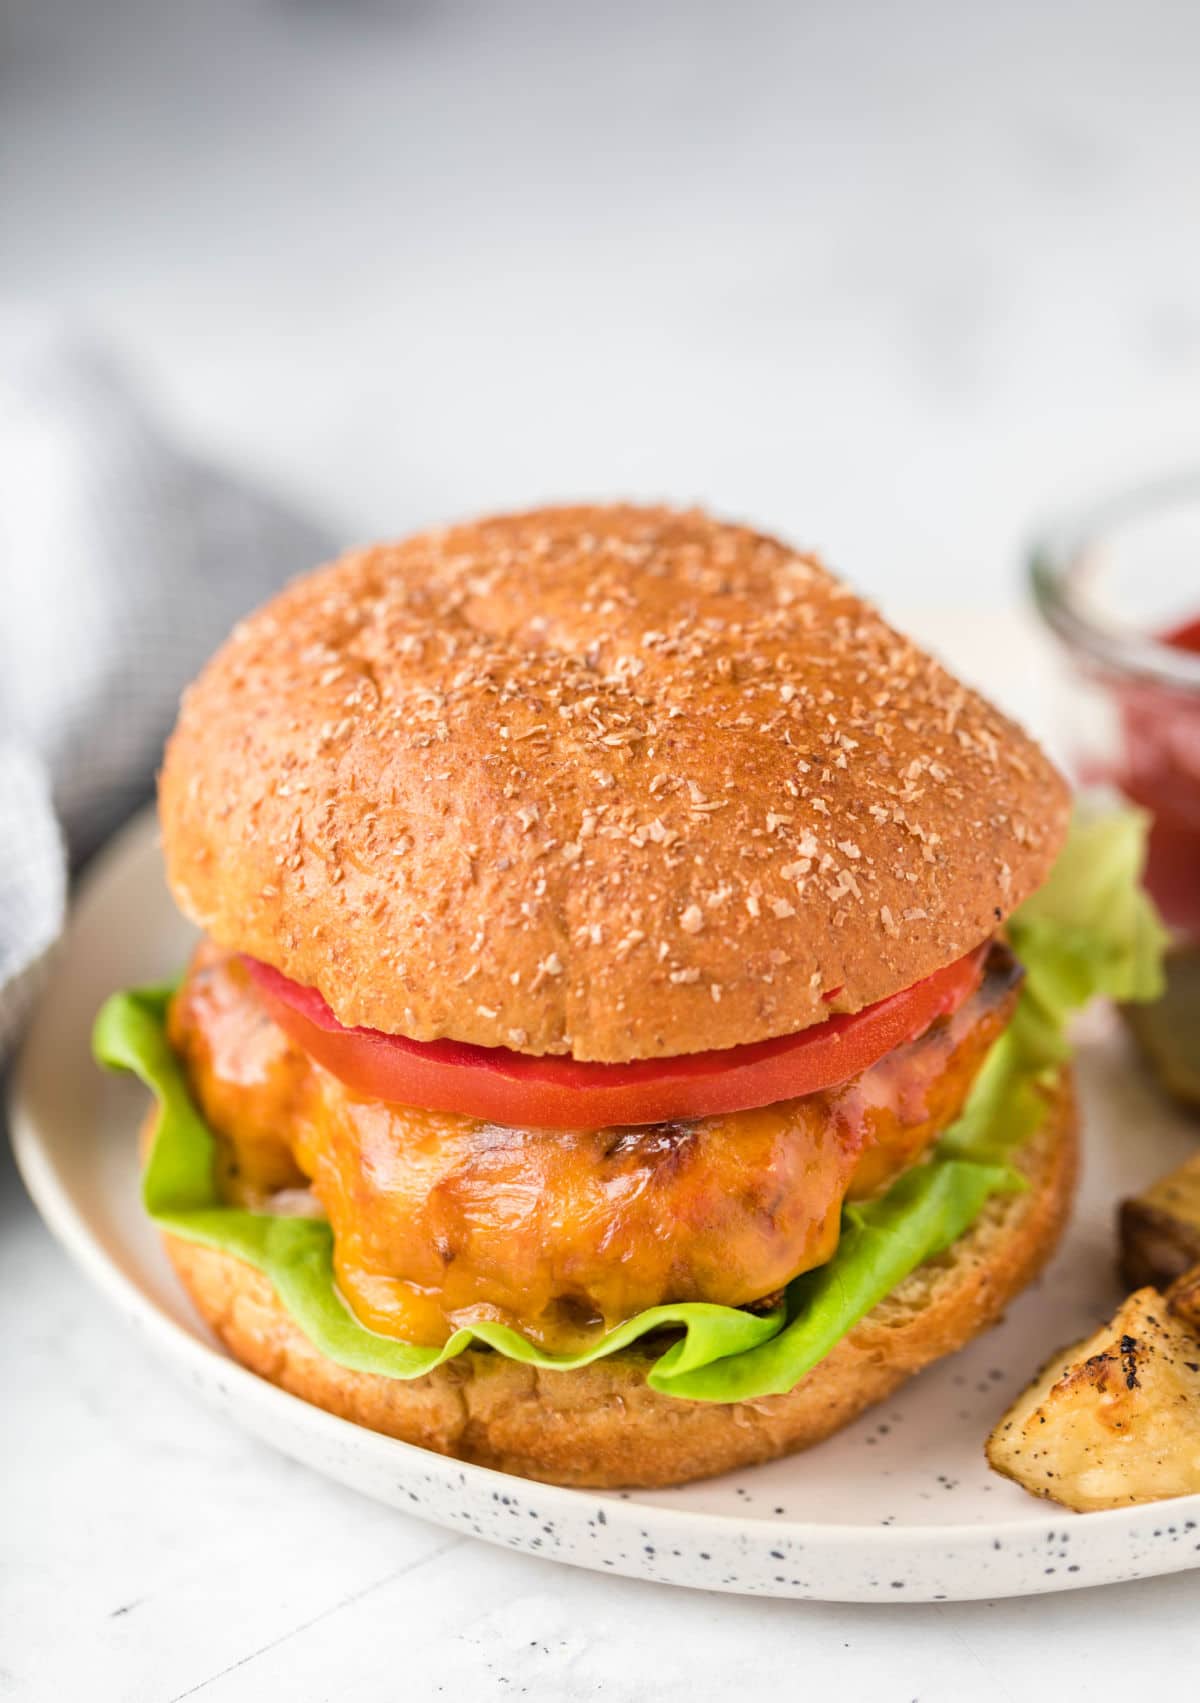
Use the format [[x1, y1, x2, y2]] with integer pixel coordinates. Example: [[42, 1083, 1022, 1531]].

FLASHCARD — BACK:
[[242, 946, 988, 1129]]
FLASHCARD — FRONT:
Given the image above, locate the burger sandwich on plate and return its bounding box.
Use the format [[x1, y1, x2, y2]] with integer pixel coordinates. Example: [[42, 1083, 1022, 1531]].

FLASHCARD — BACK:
[[96, 506, 1161, 1487]]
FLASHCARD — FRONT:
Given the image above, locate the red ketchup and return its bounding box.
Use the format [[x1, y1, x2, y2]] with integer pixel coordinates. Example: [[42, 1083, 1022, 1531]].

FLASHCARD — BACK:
[[1115, 617, 1200, 940]]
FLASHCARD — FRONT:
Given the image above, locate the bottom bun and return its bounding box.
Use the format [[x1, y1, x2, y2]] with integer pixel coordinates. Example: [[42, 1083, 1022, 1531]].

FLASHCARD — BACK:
[[164, 1071, 1077, 1489]]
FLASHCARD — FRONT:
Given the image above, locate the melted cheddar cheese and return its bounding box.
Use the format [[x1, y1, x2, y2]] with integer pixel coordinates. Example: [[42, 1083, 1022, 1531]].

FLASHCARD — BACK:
[[168, 943, 1019, 1352]]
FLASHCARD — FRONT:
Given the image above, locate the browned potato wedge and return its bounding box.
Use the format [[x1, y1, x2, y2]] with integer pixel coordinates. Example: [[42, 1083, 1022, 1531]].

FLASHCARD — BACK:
[[1119, 1153, 1200, 1290], [1166, 1264, 1200, 1334], [986, 1287, 1200, 1511]]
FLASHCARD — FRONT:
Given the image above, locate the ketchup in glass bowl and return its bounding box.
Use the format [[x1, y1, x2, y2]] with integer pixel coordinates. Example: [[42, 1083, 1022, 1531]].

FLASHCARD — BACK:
[[1031, 478, 1200, 1107], [1117, 614, 1200, 942]]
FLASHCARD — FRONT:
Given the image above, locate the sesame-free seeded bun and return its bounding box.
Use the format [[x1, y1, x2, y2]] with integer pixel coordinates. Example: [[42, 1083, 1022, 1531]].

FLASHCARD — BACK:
[[159, 1068, 1076, 1489], [159, 506, 1069, 1061]]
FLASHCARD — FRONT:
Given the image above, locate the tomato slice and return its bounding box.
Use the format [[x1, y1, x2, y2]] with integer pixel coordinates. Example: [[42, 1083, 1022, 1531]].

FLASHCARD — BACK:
[[242, 946, 988, 1130]]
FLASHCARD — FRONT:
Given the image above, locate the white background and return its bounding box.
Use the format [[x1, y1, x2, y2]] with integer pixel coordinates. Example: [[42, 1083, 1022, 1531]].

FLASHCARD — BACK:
[[4, 1, 1200, 1697], [8, 0, 1200, 607]]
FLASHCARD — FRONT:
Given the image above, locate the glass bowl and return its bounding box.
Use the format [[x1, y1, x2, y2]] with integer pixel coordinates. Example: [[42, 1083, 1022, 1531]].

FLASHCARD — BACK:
[[1030, 476, 1200, 943]]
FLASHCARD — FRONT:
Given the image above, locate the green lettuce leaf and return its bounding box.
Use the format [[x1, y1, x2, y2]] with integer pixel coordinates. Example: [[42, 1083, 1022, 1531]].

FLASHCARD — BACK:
[[1005, 807, 1168, 1069], [93, 809, 1163, 1404]]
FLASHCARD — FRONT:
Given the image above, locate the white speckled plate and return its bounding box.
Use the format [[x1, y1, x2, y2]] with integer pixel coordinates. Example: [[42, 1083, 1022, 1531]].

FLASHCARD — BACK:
[[12, 808, 1200, 1602]]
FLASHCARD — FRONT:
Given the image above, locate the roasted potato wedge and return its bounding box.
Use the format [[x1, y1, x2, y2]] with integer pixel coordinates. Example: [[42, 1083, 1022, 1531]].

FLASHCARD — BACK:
[[1119, 1153, 1200, 1290], [1166, 1264, 1200, 1334], [986, 1286, 1200, 1511]]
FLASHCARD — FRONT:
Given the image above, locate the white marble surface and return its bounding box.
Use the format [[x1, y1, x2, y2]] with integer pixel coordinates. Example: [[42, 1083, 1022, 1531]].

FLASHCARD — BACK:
[[6, 1, 1200, 1697]]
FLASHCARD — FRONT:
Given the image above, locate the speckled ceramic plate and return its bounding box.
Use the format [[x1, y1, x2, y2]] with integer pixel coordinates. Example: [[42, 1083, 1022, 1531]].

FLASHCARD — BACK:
[[12, 809, 1200, 1602]]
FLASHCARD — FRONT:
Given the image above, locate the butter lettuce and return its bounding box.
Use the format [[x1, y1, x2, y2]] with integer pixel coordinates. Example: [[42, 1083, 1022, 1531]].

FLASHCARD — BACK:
[[93, 811, 1164, 1404]]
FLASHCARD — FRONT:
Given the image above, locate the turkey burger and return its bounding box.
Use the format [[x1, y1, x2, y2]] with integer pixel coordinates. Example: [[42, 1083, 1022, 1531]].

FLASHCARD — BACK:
[[98, 506, 1090, 1488]]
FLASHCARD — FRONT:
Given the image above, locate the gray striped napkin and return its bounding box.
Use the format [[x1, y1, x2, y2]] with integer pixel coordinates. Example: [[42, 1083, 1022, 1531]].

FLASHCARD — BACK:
[[0, 321, 333, 1058]]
